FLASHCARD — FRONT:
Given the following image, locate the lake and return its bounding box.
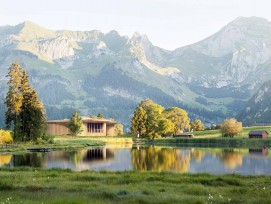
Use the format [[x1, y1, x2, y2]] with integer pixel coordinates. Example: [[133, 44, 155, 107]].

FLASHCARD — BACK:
[[0, 146, 271, 175]]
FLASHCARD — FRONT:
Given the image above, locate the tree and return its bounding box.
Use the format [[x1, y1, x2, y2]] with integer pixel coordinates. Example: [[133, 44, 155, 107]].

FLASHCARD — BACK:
[[5, 62, 23, 140], [5, 62, 47, 142], [114, 123, 123, 136], [20, 70, 47, 141], [97, 113, 103, 119], [67, 111, 83, 136], [158, 118, 174, 136], [163, 107, 190, 135], [140, 99, 164, 138], [131, 106, 147, 137], [190, 119, 205, 131], [220, 118, 242, 137]]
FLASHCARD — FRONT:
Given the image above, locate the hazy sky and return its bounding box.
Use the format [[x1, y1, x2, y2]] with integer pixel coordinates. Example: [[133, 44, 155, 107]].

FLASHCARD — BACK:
[[1, 0, 271, 50]]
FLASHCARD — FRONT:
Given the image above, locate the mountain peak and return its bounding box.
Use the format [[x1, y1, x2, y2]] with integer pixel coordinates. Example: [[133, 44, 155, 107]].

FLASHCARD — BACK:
[[17, 20, 55, 39], [130, 32, 150, 46], [230, 16, 269, 25]]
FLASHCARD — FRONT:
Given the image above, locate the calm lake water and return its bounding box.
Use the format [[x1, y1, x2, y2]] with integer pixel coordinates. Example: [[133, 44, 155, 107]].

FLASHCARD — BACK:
[[0, 146, 271, 175]]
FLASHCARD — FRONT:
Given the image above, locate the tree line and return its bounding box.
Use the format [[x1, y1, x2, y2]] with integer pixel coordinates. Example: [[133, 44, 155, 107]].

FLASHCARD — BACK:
[[131, 99, 204, 138]]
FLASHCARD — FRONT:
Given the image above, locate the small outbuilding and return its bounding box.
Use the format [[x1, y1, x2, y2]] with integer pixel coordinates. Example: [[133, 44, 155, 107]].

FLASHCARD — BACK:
[[248, 131, 269, 139], [174, 133, 194, 138]]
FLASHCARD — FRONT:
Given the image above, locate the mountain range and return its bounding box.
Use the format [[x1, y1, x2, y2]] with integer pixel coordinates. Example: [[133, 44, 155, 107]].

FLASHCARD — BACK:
[[1, 16, 271, 129]]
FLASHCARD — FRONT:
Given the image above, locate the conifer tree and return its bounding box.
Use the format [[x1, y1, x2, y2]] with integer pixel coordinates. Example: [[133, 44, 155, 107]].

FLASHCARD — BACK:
[[5, 62, 47, 141], [97, 113, 103, 119], [5, 62, 23, 140]]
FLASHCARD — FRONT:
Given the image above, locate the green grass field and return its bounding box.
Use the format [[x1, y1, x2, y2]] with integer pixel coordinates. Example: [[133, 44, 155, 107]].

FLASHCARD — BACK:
[[193, 126, 271, 138], [0, 168, 271, 204]]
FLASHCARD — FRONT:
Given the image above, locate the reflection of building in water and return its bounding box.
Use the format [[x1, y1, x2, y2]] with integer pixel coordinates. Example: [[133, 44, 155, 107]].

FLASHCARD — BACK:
[[249, 148, 268, 156], [45, 148, 115, 166], [83, 148, 114, 161]]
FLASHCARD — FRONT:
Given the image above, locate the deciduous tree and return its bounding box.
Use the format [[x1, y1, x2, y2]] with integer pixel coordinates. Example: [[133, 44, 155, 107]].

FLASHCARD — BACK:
[[163, 107, 190, 135], [221, 118, 242, 137], [190, 119, 205, 131], [131, 106, 147, 137], [67, 111, 83, 137], [140, 99, 164, 138]]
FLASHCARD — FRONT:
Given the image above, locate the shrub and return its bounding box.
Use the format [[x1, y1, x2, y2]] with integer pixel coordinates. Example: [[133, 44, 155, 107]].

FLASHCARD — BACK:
[[0, 130, 13, 144], [42, 134, 55, 144]]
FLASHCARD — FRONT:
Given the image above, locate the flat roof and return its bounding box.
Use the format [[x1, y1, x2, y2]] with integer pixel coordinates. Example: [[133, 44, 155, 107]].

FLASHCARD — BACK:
[[47, 117, 116, 124]]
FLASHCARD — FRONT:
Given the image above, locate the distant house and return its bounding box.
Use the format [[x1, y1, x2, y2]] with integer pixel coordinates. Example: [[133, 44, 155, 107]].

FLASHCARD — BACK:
[[248, 131, 269, 139], [47, 116, 121, 136], [174, 133, 194, 138]]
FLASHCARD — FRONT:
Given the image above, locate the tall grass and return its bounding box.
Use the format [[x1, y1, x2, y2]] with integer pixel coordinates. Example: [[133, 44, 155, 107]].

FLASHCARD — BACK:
[[0, 168, 270, 203]]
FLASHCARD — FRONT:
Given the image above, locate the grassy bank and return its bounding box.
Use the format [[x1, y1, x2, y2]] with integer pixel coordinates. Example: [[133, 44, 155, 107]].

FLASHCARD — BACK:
[[0, 138, 105, 153], [0, 168, 270, 204], [134, 126, 271, 148], [0, 135, 133, 152]]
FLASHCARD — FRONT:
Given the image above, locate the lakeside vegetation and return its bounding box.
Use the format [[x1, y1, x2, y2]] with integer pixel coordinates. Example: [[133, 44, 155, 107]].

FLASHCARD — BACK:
[[134, 126, 271, 148], [0, 168, 271, 204], [1, 126, 271, 152]]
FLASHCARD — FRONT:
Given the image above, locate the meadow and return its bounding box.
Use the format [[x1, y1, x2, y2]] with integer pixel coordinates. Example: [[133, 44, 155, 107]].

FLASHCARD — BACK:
[[0, 168, 271, 204]]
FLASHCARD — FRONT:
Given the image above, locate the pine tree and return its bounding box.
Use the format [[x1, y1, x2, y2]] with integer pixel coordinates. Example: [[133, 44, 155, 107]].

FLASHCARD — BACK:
[[97, 113, 103, 119], [67, 111, 83, 137], [21, 88, 47, 141], [5, 62, 23, 140]]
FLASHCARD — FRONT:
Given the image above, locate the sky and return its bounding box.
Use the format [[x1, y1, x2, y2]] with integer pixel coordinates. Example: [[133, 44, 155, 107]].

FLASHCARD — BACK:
[[1, 0, 271, 50]]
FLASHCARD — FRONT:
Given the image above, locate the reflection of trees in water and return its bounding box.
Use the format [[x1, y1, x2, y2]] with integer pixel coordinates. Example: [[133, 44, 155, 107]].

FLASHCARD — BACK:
[[191, 150, 205, 163], [0, 155, 12, 166], [12, 153, 44, 167], [220, 150, 242, 170], [131, 147, 191, 173]]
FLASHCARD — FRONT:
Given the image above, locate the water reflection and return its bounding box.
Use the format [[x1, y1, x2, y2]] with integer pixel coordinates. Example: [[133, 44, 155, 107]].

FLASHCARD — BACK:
[[249, 147, 268, 156], [131, 147, 191, 173], [220, 150, 242, 170], [0, 146, 271, 175]]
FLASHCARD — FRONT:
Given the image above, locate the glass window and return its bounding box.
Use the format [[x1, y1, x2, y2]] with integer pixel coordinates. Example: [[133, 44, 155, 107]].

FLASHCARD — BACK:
[[87, 123, 103, 133]]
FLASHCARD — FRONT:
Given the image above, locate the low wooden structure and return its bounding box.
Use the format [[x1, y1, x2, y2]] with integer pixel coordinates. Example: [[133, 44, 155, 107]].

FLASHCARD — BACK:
[[248, 131, 269, 139], [174, 133, 194, 138], [47, 116, 121, 136]]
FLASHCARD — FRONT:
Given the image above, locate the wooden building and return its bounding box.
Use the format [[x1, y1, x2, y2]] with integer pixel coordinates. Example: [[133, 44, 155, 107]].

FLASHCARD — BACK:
[[248, 131, 269, 139], [174, 133, 194, 138], [47, 116, 119, 136]]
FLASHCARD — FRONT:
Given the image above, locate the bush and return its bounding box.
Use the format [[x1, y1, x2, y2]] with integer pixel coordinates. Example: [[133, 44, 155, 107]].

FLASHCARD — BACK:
[[41, 134, 55, 144], [36, 137, 45, 144], [0, 130, 13, 144]]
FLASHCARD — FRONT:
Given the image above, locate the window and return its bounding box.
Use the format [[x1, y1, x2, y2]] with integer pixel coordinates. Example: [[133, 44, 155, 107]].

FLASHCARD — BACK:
[[87, 123, 103, 133]]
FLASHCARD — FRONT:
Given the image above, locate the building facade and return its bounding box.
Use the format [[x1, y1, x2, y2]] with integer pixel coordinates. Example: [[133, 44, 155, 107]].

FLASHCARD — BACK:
[[47, 116, 118, 136], [248, 131, 269, 139]]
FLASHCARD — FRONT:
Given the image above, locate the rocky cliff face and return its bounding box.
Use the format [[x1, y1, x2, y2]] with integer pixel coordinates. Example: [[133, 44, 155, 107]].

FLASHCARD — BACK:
[[1, 17, 271, 128], [238, 80, 271, 125]]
